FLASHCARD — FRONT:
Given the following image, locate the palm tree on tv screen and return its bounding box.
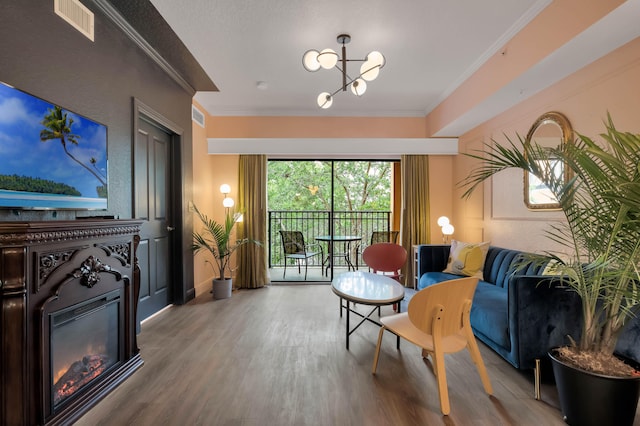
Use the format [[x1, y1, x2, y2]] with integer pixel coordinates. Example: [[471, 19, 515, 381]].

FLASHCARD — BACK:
[[40, 106, 107, 196]]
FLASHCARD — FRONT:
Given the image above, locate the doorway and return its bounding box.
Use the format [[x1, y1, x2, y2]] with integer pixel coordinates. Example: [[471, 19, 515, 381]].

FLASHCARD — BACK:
[[267, 159, 397, 281]]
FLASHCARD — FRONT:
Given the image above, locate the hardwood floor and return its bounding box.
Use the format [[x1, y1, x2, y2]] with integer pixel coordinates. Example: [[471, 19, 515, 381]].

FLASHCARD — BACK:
[[76, 284, 597, 425]]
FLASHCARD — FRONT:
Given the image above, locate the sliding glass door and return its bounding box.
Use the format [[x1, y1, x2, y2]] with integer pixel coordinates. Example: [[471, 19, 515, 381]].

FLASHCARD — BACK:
[[268, 160, 395, 281]]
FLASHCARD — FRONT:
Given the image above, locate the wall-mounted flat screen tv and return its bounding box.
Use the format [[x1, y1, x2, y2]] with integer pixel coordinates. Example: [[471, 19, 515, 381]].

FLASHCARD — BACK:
[[0, 81, 107, 210]]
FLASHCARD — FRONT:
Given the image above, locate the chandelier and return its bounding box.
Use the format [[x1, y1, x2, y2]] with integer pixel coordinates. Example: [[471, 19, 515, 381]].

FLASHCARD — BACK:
[[302, 34, 385, 109]]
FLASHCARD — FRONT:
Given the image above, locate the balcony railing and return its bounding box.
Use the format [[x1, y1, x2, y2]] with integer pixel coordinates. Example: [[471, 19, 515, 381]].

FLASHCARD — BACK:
[[268, 210, 391, 269]]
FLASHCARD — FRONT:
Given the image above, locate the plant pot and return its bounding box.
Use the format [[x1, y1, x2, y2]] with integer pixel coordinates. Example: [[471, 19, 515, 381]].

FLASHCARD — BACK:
[[549, 349, 640, 426], [212, 278, 232, 299]]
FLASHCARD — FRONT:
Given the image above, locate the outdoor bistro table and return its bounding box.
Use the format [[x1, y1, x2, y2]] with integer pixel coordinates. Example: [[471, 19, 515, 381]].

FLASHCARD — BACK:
[[331, 271, 405, 350], [315, 235, 361, 273]]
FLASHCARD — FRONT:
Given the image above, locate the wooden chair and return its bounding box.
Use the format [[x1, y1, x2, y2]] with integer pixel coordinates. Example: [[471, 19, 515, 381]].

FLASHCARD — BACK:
[[362, 242, 406, 283], [279, 230, 324, 280], [371, 276, 493, 415]]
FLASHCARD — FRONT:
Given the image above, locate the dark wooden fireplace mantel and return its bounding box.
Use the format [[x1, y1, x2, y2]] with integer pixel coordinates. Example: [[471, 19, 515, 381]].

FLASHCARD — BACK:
[[0, 219, 144, 425]]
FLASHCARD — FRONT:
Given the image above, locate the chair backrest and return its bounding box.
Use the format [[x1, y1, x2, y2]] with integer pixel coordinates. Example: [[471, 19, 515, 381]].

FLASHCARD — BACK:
[[279, 230, 305, 255], [362, 243, 407, 274], [408, 276, 479, 337], [370, 231, 399, 245]]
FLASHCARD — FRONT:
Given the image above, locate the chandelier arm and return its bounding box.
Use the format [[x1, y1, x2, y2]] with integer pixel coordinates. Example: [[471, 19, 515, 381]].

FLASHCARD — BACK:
[[360, 63, 382, 76], [334, 65, 357, 86], [324, 64, 381, 103], [328, 86, 344, 98]]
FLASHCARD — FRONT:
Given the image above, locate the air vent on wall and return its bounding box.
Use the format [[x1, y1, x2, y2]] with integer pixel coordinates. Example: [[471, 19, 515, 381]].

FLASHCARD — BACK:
[[54, 0, 94, 42], [192, 105, 205, 128]]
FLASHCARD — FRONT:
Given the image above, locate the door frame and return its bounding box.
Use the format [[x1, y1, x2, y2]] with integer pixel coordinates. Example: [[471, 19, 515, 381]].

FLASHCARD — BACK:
[[132, 98, 194, 305]]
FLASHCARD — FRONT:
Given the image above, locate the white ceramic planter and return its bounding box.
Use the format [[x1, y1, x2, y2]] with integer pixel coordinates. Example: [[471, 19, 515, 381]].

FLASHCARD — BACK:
[[212, 278, 232, 299]]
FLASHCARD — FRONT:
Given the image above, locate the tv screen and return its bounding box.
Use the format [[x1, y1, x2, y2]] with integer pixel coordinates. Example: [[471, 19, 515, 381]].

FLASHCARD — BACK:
[[0, 81, 107, 210]]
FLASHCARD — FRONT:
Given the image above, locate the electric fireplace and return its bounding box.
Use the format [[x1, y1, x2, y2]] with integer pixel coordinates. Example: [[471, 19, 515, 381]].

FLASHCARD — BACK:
[[0, 220, 143, 425], [50, 291, 120, 409]]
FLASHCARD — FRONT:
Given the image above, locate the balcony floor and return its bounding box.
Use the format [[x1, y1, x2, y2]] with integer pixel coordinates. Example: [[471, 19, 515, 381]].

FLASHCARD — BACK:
[[269, 266, 358, 283]]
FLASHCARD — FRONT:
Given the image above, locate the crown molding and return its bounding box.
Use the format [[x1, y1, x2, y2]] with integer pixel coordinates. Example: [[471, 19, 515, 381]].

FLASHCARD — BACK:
[[92, 0, 195, 94]]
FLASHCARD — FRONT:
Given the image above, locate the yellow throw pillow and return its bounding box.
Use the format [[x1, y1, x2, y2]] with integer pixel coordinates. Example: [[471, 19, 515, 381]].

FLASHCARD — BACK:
[[443, 240, 490, 279]]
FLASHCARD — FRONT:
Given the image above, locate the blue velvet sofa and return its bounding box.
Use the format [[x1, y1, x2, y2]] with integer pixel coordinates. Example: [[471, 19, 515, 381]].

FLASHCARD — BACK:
[[416, 244, 582, 371], [416, 244, 640, 372]]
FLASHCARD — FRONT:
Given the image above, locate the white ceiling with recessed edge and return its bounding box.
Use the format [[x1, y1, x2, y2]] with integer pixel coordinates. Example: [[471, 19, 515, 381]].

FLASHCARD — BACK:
[[148, 0, 640, 136]]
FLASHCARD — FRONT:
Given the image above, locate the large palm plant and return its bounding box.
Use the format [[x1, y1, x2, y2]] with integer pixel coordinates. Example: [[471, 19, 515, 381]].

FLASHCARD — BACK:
[[191, 203, 261, 280], [461, 115, 640, 372]]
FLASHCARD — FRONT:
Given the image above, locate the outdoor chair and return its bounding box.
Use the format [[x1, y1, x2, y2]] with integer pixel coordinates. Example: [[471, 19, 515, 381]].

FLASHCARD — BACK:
[[371, 230, 399, 245], [372, 276, 493, 415], [279, 230, 325, 280]]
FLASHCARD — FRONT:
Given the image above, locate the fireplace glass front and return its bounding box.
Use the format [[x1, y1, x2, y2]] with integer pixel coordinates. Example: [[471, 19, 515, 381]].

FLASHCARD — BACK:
[[50, 292, 120, 408]]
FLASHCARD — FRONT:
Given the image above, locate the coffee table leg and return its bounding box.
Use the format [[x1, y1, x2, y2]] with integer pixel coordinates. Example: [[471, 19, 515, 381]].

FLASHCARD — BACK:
[[346, 301, 350, 350], [396, 301, 401, 349]]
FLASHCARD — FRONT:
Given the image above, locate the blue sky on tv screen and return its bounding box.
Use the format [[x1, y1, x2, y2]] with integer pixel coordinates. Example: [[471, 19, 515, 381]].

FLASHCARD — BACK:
[[0, 82, 107, 199]]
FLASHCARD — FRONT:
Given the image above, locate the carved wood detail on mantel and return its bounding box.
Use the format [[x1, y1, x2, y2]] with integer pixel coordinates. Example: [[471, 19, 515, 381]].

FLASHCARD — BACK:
[[38, 249, 80, 289], [0, 223, 141, 245], [36, 242, 132, 292], [98, 242, 132, 266], [70, 255, 120, 288]]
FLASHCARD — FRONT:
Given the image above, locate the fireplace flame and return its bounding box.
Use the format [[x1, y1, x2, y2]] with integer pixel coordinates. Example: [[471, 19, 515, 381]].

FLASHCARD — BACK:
[[53, 342, 106, 384], [53, 353, 112, 406]]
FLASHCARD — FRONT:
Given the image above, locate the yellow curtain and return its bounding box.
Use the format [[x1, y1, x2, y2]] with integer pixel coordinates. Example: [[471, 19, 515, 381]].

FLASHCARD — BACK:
[[236, 155, 269, 288], [400, 155, 431, 287]]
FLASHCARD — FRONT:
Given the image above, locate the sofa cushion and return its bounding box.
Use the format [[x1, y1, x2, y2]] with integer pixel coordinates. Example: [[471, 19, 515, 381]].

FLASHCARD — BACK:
[[443, 240, 490, 279], [418, 271, 464, 289], [471, 282, 510, 349], [483, 247, 548, 288]]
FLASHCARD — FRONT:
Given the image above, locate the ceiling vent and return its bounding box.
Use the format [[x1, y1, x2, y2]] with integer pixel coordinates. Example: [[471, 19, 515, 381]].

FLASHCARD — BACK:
[[192, 105, 205, 128], [54, 0, 94, 42]]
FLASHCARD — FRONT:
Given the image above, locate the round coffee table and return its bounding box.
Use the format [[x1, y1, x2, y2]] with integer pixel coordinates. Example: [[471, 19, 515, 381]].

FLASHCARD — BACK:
[[331, 271, 405, 350]]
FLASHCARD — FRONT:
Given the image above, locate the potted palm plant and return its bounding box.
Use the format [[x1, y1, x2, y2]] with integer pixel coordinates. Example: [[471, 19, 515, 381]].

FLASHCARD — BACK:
[[461, 114, 640, 426], [192, 203, 261, 299]]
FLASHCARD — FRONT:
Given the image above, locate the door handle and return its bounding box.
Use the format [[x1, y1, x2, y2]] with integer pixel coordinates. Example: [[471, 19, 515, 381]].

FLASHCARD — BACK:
[[167, 226, 175, 232]]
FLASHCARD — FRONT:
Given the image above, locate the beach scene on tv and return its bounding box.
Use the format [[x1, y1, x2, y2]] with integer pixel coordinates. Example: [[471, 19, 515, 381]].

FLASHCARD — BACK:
[[0, 81, 107, 210]]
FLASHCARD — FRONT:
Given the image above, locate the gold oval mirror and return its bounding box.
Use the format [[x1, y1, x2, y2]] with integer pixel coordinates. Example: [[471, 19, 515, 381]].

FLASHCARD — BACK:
[[523, 111, 573, 210]]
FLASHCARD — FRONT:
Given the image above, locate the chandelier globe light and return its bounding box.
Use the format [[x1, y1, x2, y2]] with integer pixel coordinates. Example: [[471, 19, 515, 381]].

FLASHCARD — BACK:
[[302, 34, 385, 108]]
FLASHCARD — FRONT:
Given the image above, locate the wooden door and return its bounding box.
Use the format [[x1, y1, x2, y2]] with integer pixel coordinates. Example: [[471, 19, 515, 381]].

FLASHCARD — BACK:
[[134, 117, 173, 321]]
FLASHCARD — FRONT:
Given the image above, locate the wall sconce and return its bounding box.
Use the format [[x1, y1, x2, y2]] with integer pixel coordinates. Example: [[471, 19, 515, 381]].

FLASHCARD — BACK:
[[437, 216, 455, 243]]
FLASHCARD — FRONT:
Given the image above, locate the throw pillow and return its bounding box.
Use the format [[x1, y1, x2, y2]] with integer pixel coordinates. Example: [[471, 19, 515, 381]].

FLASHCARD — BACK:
[[443, 240, 490, 279]]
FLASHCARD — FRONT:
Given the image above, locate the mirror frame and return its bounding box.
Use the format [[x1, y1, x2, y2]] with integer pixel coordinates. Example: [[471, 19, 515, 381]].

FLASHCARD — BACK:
[[523, 111, 573, 210]]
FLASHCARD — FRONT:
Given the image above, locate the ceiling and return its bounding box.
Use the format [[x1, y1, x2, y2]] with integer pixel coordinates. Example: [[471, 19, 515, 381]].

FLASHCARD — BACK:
[[143, 0, 640, 134]]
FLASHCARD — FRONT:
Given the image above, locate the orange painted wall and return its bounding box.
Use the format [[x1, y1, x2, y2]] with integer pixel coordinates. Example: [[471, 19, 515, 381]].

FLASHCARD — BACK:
[[425, 0, 625, 136], [192, 101, 240, 295], [453, 36, 640, 251], [207, 116, 427, 138], [427, 156, 454, 243]]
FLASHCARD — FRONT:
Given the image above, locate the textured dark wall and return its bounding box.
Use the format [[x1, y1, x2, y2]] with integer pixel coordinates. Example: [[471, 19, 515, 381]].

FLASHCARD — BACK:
[[0, 0, 195, 301], [0, 0, 192, 219]]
